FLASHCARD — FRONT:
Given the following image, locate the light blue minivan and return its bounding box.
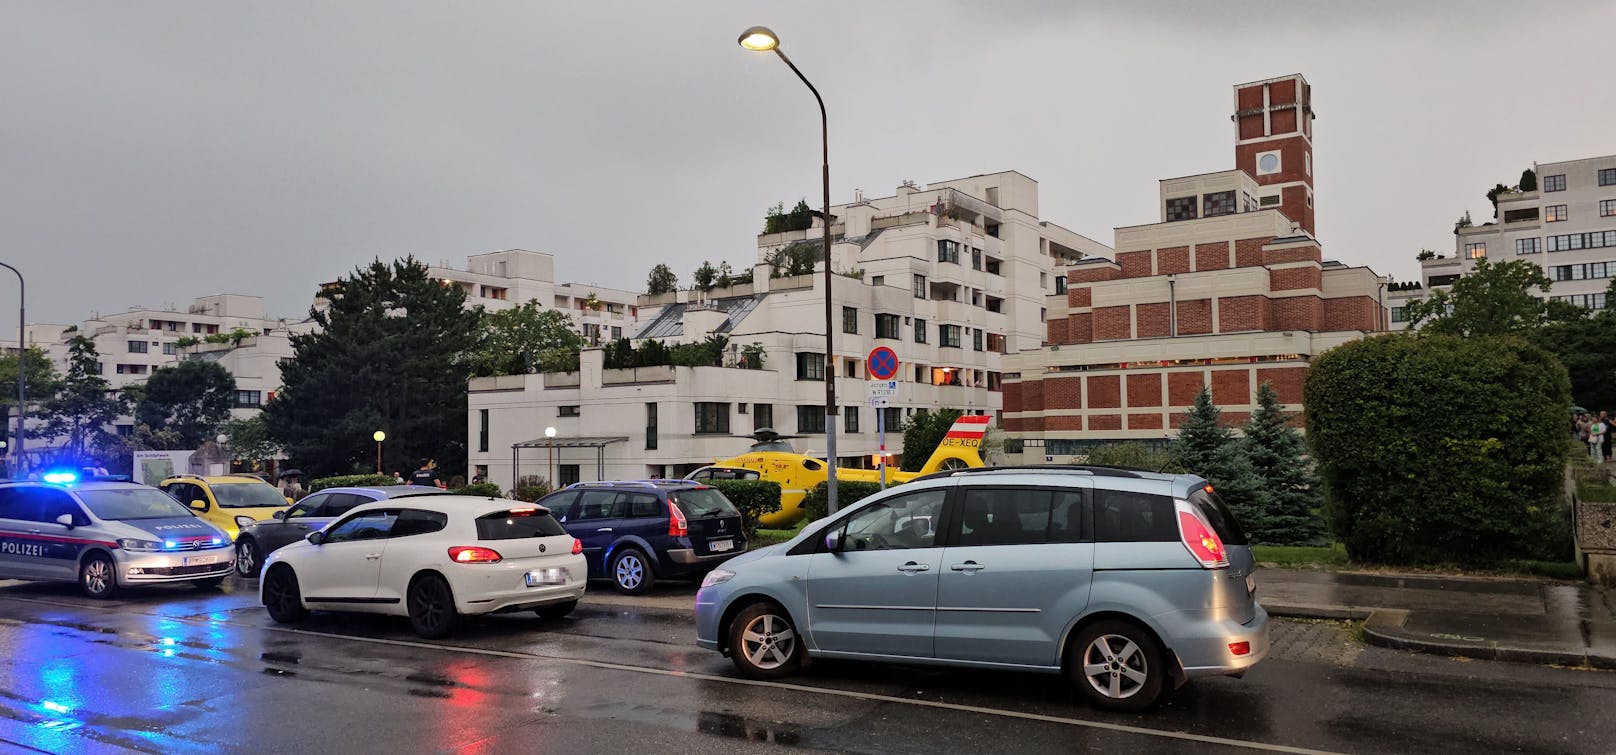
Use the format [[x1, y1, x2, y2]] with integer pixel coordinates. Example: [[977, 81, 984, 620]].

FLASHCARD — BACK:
[[694, 466, 1266, 711]]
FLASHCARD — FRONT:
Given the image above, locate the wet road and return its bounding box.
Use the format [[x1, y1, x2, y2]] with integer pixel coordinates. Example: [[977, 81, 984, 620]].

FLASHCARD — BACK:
[[0, 578, 1612, 754]]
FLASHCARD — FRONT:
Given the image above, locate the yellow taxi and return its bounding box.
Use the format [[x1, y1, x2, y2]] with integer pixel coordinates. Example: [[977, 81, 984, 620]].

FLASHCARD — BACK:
[[158, 474, 292, 541]]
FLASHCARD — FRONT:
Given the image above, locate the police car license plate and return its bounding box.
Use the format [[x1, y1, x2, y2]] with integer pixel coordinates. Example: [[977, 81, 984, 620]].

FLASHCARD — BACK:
[[709, 539, 734, 553], [525, 568, 566, 587], [183, 555, 219, 567]]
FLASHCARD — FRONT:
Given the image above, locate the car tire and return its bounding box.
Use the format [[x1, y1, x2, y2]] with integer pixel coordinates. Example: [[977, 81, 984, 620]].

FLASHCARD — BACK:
[[534, 599, 578, 620], [79, 553, 118, 600], [235, 538, 262, 578], [727, 602, 803, 679], [1067, 619, 1167, 712], [193, 575, 228, 590], [610, 548, 655, 595], [407, 574, 460, 639], [263, 566, 309, 624]]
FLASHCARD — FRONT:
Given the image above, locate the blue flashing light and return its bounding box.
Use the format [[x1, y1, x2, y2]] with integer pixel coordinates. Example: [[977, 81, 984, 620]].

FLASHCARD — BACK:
[[164, 540, 178, 549], [210, 537, 222, 545], [41, 700, 71, 714], [42, 471, 77, 485]]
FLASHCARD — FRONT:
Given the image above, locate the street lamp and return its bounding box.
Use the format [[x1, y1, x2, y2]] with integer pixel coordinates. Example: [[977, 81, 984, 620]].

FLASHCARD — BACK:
[[738, 25, 840, 514], [0, 262, 24, 474], [544, 427, 557, 487], [372, 430, 385, 475]]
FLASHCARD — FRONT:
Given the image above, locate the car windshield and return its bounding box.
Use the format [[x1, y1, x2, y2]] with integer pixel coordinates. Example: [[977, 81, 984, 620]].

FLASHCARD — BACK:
[[670, 488, 739, 518], [211, 483, 289, 508], [78, 488, 198, 521]]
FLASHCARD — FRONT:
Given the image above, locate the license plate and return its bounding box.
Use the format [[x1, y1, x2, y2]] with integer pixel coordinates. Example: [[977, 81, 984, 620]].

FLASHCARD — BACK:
[[525, 568, 566, 587], [183, 555, 218, 567], [709, 539, 734, 553]]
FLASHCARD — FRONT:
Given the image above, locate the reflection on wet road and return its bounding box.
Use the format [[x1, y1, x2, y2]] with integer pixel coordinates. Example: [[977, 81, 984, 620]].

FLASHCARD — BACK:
[[0, 578, 1613, 754]]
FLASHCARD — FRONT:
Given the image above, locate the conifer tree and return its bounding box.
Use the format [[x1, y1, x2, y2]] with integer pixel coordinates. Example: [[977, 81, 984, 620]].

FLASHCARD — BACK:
[[1240, 382, 1328, 545], [1171, 386, 1264, 538]]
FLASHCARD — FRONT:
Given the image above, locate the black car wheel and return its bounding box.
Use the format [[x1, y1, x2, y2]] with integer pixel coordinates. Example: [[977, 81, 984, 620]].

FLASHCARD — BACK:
[[235, 538, 262, 578], [1067, 619, 1167, 712], [407, 574, 460, 639], [79, 553, 118, 600], [263, 566, 309, 624], [610, 548, 655, 595], [534, 599, 578, 620], [727, 602, 803, 679]]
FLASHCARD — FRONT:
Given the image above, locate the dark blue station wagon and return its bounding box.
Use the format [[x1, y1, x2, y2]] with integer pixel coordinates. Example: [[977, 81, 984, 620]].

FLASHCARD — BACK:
[[539, 480, 746, 594]]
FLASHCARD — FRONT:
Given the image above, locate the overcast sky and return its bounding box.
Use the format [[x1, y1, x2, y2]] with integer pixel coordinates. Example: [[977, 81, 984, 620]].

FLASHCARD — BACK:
[[3, 1, 1613, 332]]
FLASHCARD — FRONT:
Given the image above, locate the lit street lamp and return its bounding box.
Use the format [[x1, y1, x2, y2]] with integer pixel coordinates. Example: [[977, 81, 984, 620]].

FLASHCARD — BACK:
[[738, 25, 841, 514], [373, 430, 386, 475], [545, 426, 557, 488]]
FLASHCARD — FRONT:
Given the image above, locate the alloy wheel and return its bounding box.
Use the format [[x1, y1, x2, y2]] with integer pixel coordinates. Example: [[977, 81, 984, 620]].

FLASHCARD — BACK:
[[82, 558, 112, 597], [236, 541, 257, 577], [739, 613, 797, 671], [615, 554, 644, 590], [1082, 634, 1150, 699], [410, 580, 448, 634]]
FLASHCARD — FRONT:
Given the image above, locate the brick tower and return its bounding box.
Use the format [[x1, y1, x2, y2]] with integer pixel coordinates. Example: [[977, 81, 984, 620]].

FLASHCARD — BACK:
[[1233, 74, 1315, 236]]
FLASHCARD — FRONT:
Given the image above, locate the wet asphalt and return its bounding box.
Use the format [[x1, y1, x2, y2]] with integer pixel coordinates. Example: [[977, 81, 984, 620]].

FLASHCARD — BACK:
[[0, 577, 1613, 754]]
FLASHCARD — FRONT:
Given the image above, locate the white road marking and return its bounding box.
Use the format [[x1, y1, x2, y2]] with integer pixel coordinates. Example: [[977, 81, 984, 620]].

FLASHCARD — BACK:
[[0, 593, 1340, 755]]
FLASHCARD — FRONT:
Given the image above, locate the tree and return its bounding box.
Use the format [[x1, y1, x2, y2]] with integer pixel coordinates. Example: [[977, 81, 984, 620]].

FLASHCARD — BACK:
[[765, 241, 821, 278], [0, 346, 62, 448], [1404, 258, 1583, 336], [1486, 182, 1511, 217], [1171, 387, 1264, 536], [264, 258, 481, 478], [1530, 281, 1616, 411], [900, 408, 962, 472], [40, 336, 126, 463], [1239, 383, 1328, 545], [131, 360, 236, 449], [467, 301, 583, 377], [220, 415, 281, 463], [692, 260, 719, 292], [1519, 168, 1537, 192], [1415, 249, 1437, 262], [646, 264, 678, 295]]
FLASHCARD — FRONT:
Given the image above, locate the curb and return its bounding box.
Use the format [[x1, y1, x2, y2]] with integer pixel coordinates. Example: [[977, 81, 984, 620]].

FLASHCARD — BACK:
[[1266, 601, 1616, 668]]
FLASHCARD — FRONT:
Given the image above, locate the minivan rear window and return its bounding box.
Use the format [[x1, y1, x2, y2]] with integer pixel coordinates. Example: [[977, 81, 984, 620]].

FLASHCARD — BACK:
[[1093, 489, 1176, 542], [476, 509, 567, 540], [669, 488, 739, 519], [1189, 489, 1248, 546]]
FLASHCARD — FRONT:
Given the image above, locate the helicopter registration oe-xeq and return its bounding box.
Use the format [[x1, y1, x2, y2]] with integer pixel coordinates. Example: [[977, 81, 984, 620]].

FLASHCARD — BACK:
[[686, 415, 991, 528]]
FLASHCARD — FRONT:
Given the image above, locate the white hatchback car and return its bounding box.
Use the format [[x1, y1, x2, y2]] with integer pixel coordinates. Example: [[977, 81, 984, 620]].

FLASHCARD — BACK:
[[260, 496, 586, 638]]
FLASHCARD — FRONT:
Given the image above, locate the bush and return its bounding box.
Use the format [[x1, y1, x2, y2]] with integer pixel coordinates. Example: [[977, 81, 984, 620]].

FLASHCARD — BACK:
[[450, 482, 503, 498], [1304, 334, 1571, 565], [510, 484, 553, 502], [801, 480, 884, 523], [707, 480, 782, 537], [307, 474, 394, 492], [1084, 442, 1177, 472]]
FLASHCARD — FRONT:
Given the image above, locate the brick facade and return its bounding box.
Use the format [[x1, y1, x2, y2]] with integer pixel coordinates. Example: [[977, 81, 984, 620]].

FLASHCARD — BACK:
[[1088, 414, 1122, 431], [1269, 295, 1321, 331], [1211, 369, 1250, 405], [1217, 295, 1269, 332], [1117, 250, 1152, 278], [1177, 299, 1213, 335], [1068, 287, 1092, 308], [1045, 415, 1083, 431], [1125, 373, 1163, 407], [1045, 376, 1082, 410], [1086, 375, 1121, 409], [1193, 241, 1231, 271], [1157, 246, 1190, 275], [1045, 316, 1068, 344], [1168, 371, 1205, 406], [1269, 265, 1322, 291], [1066, 312, 1093, 344], [1135, 302, 1171, 338], [1093, 306, 1132, 341], [1022, 380, 1045, 413], [1323, 295, 1379, 332], [1127, 413, 1164, 430], [1255, 366, 1306, 404], [1234, 236, 1272, 267]]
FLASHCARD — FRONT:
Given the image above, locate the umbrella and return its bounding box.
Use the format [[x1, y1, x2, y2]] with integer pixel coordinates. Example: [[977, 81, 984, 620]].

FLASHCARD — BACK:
[[278, 468, 305, 478]]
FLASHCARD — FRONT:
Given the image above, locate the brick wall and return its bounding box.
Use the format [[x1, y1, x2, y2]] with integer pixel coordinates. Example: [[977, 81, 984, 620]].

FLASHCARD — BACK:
[[1126, 373, 1163, 407], [1067, 312, 1093, 344], [1088, 414, 1122, 431], [1269, 266, 1322, 291], [1045, 316, 1069, 344], [1118, 250, 1152, 278], [1045, 376, 1082, 410], [1023, 380, 1045, 413], [1211, 369, 1251, 405], [1086, 375, 1121, 409], [1003, 381, 1023, 413], [1168, 371, 1205, 406], [1218, 295, 1269, 331], [1255, 366, 1306, 404], [1194, 241, 1231, 271], [1157, 246, 1190, 275], [1178, 299, 1213, 335], [1068, 287, 1092, 308], [1270, 295, 1321, 331], [1323, 295, 1379, 332], [1067, 265, 1121, 284], [1234, 236, 1272, 267], [1128, 413, 1164, 430], [1093, 306, 1132, 341], [1262, 243, 1322, 266], [1135, 302, 1171, 338], [1046, 415, 1082, 431]]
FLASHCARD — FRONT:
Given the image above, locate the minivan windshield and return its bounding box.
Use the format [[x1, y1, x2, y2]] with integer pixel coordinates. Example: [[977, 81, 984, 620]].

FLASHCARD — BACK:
[[211, 483, 289, 509], [78, 489, 199, 521], [1189, 488, 1248, 546], [670, 488, 739, 518]]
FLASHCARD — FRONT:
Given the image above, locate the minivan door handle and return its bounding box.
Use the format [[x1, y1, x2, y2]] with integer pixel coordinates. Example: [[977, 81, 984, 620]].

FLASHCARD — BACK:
[[950, 561, 985, 573], [896, 561, 930, 574], [364, 553, 381, 560], [596, 528, 614, 533]]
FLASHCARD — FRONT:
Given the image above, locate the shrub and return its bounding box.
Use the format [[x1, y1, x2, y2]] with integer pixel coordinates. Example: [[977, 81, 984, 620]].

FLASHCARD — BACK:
[[801, 480, 884, 523], [707, 480, 782, 537], [307, 474, 394, 493], [450, 482, 504, 498], [1305, 334, 1571, 565], [1084, 442, 1177, 472], [511, 484, 553, 502]]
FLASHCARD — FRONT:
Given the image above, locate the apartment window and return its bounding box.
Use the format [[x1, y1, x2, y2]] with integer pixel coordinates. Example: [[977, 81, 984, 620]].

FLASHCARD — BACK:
[[1202, 190, 1236, 218], [611, 326, 622, 340], [1551, 263, 1614, 282], [913, 275, 927, 299], [1545, 174, 1567, 192], [1516, 237, 1542, 255], [797, 405, 826, 434], [162, 342, 177, 355], [939, 324, 962, 348], [558, 465, 580, 486], [1390, 307, 1408, 324], [973, 328, 984, 351], [479, 409, 490, 453], [881, 407, 903, 430], [1259, 194, 1280, 207], [937, 240, 961, 264], [1546, 204, 1568, 222], [694, 402, 730, 434], [914, 364, 926, 383], [842, 306, 859, 334], [1548, 230, 1616, 252], [875, 313, 902, 339], [191, 323, 203, 334], [1556, 293, 1609, 310], [1165, 196, 1197, 222], [986, 297, 1003, 313], [754, 403, 773, 430], [913, 318, 928, 344], [233, 390, 261, 408], [987, 333, 1007, 352], [1503, 207, 1540, 223], [1039, 272, 1048, 289], [556, 405, 580, 418], [971, 248, 983, 270], [738, 403, 748, 414], [987, 371, 1002, 391], [115, 364, 148, 375], [1601, 199, 1616, 217], [128, 340, 147, 354], [844, 358, 858, 379], [1465, 243, 1486, 259], [644, 403, 657, 450], [1601, 168, 1616, 186], [1054, 276, 1067, 295], [796, 352, 825, 381], [844, 406, 860, 434]]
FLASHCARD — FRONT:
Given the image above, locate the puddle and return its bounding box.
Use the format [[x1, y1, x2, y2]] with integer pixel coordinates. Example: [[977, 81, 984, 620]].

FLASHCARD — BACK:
[[696, 710, 802, 746]]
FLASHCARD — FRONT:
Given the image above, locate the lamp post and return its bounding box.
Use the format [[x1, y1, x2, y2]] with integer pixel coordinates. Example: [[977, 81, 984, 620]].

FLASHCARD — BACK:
[[372, 431, 385, 475], [544, 426, 557, 487], [738, 26, 840, 514], [0, 262, 24, 474]]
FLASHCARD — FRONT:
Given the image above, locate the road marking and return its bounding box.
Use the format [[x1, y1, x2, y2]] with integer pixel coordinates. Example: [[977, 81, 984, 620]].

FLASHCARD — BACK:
[[0, 594, 1341, 755]]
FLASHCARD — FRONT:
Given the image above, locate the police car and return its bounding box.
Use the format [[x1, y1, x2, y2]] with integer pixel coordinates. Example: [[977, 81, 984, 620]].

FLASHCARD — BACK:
[[0, 477, 234, 598]]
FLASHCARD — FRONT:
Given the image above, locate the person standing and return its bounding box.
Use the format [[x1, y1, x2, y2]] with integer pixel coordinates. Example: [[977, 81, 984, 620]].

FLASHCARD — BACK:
[[410, 458, 445, 489], [392, 471, 405, 484], [1591, 416, 1607, 461], [1601, 411, 1613, 463]]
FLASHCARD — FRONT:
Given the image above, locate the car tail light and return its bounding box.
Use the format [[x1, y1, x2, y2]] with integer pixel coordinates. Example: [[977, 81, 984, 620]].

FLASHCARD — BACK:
[[1176, 502, 1228, 569], [571, 538, 583, 555], [667, 499, 689, 537], [1229, 641, 1251, 656], [448, 546, 503, 564]]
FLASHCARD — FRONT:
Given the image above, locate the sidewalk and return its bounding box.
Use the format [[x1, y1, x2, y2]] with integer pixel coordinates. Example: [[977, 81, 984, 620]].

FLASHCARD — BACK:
[[1258, 567, 1616, 668]]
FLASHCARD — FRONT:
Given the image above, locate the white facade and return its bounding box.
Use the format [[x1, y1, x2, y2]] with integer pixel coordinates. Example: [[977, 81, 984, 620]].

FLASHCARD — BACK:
[[468, 172, 1111, 489], [428, 249, 641, 345]]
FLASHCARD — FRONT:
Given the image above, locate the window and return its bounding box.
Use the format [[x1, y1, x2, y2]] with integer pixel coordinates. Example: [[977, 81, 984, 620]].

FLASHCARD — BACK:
[[875, 313, 902, 339], [1390, 307, 1408, 323], [234, 390, 261, 408], [1165, 196, 1197, 222], [831, 489, 948, 551], [282, 494, 328, 520], [1546, 204, 1568, 222], [738, 403, 748, 414], [971, 248, 983, 270], [939, 324, 962, 348], [986, 333, 1006, 352], [937, 240, 960, 264], [558, 405, 580, 417], [1465, 243, 1486, 259], [625, 493, 661, 518], [127, 340, 147, 353], [1545, 174, 1567, 192], [392, 509, 450, 538], [694, 402, 730, 434], [1093, 489, 1177, 542], [871, 275, 885, 286], [115, 364, 148, 375], [611, 326, 622, 340], [1602, 199, 1616, 218], [1054, 276, 1067, 295], [1516, 238, 1542, 255], [842, 306, 859, 334], [478, 409, 489, 453], [1259, 194, 1280, 207], [162, 342, 176, 355], [559, 465, 580, 486], [1547, 262, 1615, 281], [1202, 190, 1236, 218], [844, 406, 860, 434], [844, 358, 858, 379], [973, 328, 984, 351], [914, 364, 927, 383], [1598, 168, 1616, 186], [571, 490, 621, 520], [1548, 230, 1616, 252], [797, 405, 826, 434], [645, 403, 657, 450], [1556, 293, 1609, 310], [913, 318, 927, 344], [1039, 272, 1048, 289], [957, 488, 1085, 546], [326, 510, 398, 543], [913, 275, 927, 299], [1504, 207, 1539, 223], [795, 352, 825, 381], [754, 403, 773, 430], [881, 407, 902, 430], [475, 508, 565, 539]]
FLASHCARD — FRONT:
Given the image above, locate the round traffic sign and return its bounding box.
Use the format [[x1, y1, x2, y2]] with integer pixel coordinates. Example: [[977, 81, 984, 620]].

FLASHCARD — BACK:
[[867, 346, 899, 380]]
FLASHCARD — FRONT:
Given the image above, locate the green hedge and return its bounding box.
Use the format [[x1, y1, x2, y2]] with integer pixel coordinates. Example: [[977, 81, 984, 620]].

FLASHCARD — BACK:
[[707, 480, 782, 537], [307, 474, 395, 493], [1304, 334, 1571, 565], [450, 483, 504, 498], [801, 481, 884, 523], [510, 484, 553, 503]]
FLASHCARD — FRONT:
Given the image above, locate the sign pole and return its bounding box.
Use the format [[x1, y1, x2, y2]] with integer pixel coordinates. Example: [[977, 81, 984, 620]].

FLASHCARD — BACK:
[[878, 408, 887, 490]]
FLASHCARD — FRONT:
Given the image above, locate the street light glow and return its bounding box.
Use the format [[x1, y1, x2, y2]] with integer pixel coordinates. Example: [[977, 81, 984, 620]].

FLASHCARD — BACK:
[[738, 26, 779, 52], [373, 431, 385, 442], [544, 426, 557, 439]]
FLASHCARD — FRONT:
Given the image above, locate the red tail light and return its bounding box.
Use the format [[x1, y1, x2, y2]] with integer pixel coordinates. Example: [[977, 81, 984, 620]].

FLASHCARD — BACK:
[[1229, 641, 1251, 656], [448, 546, 503, 563], [571, 538, 583, 555], [1176, 505, 1228, 569], [667, 499, 689, 537]]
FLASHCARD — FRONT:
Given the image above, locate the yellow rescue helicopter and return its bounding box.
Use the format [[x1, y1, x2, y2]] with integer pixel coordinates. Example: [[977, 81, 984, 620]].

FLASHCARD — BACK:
[[685, 414, 991, 528]]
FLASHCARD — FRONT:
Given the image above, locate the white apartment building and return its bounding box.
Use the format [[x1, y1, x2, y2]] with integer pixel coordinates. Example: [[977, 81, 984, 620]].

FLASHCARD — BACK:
[[467, 172, 1111, 489], [427, 249, 641, 345], [1390, 154, 1616, 329]]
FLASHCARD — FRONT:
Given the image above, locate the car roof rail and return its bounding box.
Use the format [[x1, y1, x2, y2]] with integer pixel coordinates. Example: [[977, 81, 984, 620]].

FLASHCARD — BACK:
[[167, 473, 206, 481], [910, 465, 1145, 483]]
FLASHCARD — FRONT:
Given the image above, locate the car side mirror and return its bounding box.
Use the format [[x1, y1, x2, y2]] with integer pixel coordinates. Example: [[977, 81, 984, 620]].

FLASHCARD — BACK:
[[55, 513, 75, 529], [306, 531, 325, 546], [272, 510, 287, 521], [823, 530, 843, 552], [189, 499, 208, 512]]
